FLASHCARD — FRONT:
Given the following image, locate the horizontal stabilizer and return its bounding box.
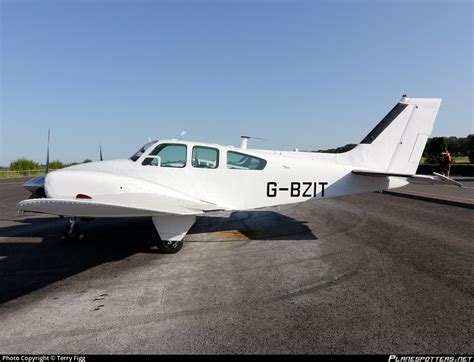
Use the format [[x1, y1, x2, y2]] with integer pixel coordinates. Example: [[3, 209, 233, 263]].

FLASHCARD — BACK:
[[352, 170, 463, 187], [17, 193, 225, 217]]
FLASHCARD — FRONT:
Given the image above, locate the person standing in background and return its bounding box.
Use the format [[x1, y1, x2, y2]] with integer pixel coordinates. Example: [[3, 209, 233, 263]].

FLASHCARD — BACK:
[[440, 147, 452, 177]]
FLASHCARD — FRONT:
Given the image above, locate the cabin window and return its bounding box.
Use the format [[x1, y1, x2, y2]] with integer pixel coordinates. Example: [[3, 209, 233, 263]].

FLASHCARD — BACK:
[[192, 146, 219, 169], [130, 140, 156, 162], [226, 151, 267, 170], [142, 144, 187, 168]]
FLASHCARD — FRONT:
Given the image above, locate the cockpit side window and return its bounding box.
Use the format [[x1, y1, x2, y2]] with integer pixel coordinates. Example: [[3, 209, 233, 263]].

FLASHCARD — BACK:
[[192, 146, 219, 169], [130, 141, 156, 162], [142, 144, 187, 168], [226, 151, 267, 170]]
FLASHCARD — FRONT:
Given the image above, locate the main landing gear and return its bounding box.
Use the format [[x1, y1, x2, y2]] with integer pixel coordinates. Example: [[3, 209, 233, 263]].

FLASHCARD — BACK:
[[63, 217, 84, 240], [156, 239, 184, 254], [152, 215, 196, 254]]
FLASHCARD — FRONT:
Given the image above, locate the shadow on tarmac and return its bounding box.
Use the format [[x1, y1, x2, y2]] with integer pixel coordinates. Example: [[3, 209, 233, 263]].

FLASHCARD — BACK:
[[0, 211, 316, 304]]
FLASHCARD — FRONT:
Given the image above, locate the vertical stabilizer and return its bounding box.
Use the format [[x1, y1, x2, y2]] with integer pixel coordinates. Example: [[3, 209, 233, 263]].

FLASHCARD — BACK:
[[337, 96, 441, 174]]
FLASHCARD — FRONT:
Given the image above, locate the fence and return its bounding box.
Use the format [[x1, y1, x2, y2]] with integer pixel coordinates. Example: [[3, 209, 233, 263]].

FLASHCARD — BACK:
[[0, 169, 48, 179]]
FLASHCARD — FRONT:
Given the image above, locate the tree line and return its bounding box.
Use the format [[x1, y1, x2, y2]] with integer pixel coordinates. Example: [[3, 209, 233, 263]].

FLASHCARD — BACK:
[[424, 135, 474, 163], [315, 135, 474, 164], [8, 158, 93, 171]]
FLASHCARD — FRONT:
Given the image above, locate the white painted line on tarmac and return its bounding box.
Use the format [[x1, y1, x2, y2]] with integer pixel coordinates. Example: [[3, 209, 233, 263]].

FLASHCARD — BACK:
[[0, 237, 43, 243]]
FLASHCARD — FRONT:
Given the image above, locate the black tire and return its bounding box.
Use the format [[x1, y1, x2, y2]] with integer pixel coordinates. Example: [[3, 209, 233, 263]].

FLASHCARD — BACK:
[[157, 239, 184, 254], [63, 224, 80, 240]]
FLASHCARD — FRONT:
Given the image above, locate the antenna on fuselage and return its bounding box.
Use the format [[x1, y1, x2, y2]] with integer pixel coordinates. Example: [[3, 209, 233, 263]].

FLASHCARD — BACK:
[[179, 130, 187, 140], [240, 135, 267, 150]]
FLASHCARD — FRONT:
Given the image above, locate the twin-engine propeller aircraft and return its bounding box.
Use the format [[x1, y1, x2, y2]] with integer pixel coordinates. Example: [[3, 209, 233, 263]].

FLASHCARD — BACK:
[[17, 96, 462, 253]]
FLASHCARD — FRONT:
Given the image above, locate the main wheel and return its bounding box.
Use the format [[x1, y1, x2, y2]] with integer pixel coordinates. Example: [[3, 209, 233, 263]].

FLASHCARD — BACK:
[[157, 239, 184, 254], [63, 222, 84, 240], [64, 223, 79, 239]]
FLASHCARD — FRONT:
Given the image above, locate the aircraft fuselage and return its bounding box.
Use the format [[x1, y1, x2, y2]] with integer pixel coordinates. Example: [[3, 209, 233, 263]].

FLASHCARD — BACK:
[[44, 140, 408, 212]]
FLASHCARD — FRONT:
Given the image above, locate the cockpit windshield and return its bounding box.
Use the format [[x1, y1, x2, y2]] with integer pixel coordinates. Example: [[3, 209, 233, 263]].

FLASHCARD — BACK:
[[129, 140, 157, 162]]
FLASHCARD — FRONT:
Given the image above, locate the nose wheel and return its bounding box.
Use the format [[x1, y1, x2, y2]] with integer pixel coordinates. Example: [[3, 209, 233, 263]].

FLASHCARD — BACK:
[[63, 217, 84, 240]]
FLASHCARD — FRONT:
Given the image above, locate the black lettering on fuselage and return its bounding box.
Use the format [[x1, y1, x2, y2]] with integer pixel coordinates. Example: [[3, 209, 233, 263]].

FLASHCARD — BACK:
[[302, 182, 312, 197], [290, 182, 300, 197], [267, 182, 277, 197], [319, 182, 328, 197], [266, 181, 329, 198]]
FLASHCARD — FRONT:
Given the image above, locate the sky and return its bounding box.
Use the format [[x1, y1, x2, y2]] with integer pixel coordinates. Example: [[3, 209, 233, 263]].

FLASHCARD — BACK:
[[0, 0, 472, 166]]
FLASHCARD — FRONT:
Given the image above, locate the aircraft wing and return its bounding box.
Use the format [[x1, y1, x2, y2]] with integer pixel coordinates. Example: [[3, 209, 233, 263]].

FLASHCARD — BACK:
[[16, 193, 225, 217], [352, 170, 463, 187]]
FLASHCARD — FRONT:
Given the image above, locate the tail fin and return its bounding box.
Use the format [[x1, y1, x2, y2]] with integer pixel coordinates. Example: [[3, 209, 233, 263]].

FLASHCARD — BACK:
[[337, 96, 442, 174]]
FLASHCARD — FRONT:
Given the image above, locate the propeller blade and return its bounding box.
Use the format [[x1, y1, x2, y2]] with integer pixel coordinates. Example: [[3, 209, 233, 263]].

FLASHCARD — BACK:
[[45, 128, 50, 174]]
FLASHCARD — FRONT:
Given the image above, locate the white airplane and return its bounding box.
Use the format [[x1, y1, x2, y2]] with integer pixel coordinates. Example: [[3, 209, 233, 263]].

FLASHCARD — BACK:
[[17, 95, 462, 253]]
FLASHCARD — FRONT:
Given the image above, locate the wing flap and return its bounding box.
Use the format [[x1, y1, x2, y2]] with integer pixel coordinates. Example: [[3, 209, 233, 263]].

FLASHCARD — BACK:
[[17, 193, 225, 217], [352, 170, 463, 187]]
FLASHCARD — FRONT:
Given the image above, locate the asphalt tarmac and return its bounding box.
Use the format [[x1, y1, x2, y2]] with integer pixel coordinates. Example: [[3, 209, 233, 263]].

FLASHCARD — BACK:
[[0, 179, 472, 354], [385, 179, 474, 208]]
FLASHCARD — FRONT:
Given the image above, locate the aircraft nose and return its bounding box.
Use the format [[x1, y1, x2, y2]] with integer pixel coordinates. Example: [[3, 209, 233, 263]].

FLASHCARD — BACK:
[[44, 170, 66, 198], [45, 169, 101, 199], [44, 168, 141, 199]]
